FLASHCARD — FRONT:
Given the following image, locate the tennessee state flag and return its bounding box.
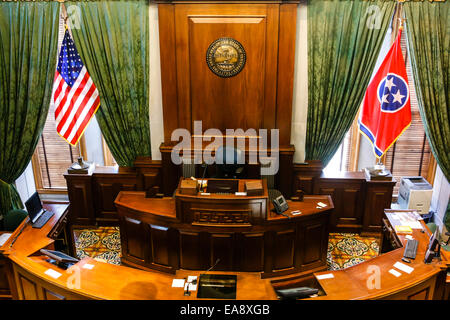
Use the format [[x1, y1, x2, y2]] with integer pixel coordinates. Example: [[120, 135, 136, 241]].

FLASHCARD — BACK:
[[359, 28, 411, 158]]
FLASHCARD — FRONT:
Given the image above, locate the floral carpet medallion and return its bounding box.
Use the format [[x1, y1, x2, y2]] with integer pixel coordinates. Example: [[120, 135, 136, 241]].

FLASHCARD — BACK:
[[73, 227, 122, 265], [327, 233, 380, 270], [336, 238, 369, 256]]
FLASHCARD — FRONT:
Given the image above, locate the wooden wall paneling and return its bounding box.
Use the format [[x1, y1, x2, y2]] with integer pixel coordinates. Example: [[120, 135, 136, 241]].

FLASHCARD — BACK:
[[272, 228, 296, 271], [160, 146, 182, 196], [276, 148, 295, 198], [292, 161, 323, 195], [120, 217, 150, 267], [93, 175, 138, 224], [315, 176, 365, 232], [64, 174, 95, 226], [300, 216, 329, 270], [173, 4, 279, 133], [149, 224, 170, 266], [0, 256, 11, 299], [210, 233, 235, 271], [362, 181, 395, 234], [339, 186, 364, 229], [276, 3, 297, 146], [148, 224, 179, 273], [134, 158, 163, 193], [179, 230, 209, 270], [315, 185, 339, 230], [158, 4, 179, 143], [240, 232, 265, 272], [18, 275, 39, 300]]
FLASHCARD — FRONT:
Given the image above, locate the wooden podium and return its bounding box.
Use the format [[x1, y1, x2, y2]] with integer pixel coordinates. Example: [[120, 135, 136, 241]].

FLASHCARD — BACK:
[[115, 178, 333, 278]]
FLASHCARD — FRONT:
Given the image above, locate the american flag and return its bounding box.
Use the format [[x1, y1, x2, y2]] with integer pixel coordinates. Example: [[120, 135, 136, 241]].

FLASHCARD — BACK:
[[51, 28, 100, 146]]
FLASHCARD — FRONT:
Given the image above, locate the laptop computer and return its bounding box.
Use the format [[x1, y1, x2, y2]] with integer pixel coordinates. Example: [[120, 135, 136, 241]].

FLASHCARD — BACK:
[[24, 192, 54, 229]]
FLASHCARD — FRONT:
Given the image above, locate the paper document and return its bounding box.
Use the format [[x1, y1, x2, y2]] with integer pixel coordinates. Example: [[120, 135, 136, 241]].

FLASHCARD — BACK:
[[172, 279, 185, 288], [44, 269, 62, 279], [316, 273, 334, 280], [394, 262, 414, 274], [389, 269, 401, 277], [387, 211, 423, 229], [0, 233, 12, 246]]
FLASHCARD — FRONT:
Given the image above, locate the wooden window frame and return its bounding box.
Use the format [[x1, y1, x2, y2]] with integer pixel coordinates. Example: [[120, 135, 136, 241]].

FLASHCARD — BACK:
[[31, 136, 87, 195]]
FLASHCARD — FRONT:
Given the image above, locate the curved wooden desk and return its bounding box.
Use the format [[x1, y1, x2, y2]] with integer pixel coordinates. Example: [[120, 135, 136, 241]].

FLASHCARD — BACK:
[[1, 204, 448, 300], [115, 181, 333, 278], [273, 210, 449, 300], [0, 204, 276, 300]]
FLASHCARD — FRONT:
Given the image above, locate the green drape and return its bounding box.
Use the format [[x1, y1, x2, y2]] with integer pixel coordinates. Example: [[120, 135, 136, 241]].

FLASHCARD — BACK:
[[0, 2, 59, 221], [66, 0, 151, 167], [305, 0, 395, 166], [404, 1, 449, 181]]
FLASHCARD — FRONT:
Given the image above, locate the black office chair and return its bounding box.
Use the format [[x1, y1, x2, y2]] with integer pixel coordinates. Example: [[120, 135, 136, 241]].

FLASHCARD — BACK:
[[214, 146, 245, 179], [3, 209, 27, 232]]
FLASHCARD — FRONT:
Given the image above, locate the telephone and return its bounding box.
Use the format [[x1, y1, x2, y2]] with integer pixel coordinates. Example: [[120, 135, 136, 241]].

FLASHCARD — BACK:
[[272, 195, 289, 216]]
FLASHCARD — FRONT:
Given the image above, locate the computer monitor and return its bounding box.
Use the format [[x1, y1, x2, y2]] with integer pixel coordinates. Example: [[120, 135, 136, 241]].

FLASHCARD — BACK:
[[24, 192, 44, 224], [424, 227, 440, 264], [427, 228, 440, 252], [40, 249, 79, 264]]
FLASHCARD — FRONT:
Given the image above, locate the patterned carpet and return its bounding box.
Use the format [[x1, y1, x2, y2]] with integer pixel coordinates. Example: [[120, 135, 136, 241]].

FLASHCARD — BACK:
[[73, 228, 380, 270], [73, 226, 122, 265], [327, 233, 380, 270]]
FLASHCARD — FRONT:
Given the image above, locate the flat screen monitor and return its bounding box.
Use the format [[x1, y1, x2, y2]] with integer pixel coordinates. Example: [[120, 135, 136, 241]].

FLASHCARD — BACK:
[[40, 249, 79, 263], [25, 192, 44, 223], [206, 179, 239, 194], [427, 228, 439, 252]]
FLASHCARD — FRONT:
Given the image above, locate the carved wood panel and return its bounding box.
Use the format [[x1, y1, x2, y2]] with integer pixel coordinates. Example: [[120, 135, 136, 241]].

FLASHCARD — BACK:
[[94, 177, 138, 223], [239, 232, 264, 272], [315, 180, 364, 232], [121, 217, 148, 265], [210, 233, 235, 271], [66, 177, 95, 225], [158, 3, 297, 146]]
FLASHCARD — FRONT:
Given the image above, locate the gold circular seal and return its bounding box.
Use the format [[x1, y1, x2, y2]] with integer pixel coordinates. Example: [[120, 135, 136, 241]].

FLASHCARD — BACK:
[[206, 38, 246, 78]]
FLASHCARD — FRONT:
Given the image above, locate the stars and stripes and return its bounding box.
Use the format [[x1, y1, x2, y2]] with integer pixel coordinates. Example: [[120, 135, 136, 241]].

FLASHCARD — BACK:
[[51, 28, 100, 146]]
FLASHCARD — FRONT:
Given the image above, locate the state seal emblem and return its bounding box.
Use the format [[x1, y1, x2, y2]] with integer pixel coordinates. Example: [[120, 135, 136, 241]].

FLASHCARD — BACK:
[[206, 38, 246, 78]]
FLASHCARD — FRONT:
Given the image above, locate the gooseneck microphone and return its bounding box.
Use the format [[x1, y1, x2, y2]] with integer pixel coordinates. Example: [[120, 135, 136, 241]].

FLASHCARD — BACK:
[[205, 258, 221, 273]]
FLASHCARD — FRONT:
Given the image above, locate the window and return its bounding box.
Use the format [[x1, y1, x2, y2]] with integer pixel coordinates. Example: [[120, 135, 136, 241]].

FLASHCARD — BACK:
[[31, 10, 116, 194], [32, 104, 85, 192]]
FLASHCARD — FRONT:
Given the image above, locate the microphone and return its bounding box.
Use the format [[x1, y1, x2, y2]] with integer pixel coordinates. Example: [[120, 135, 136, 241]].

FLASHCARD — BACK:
[[205, 258, 221, 273], [184, 258, 221, 296]]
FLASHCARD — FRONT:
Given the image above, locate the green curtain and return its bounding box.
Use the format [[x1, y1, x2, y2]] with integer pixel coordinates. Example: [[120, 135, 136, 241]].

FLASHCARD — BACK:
[[0, 2, 59, 222], [404, 1, 449, 181], [305, 0, 395, 167], [66, 0, 151, 167]]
